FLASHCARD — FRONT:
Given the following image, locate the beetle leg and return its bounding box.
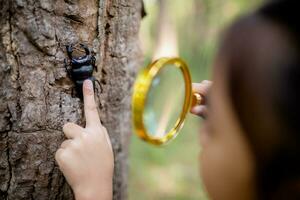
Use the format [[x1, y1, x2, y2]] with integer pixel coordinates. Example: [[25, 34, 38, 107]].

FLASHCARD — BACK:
[[64, 59, 72, 78], [66, 44, 73, 59], [91, 56, 97, 72], [71, 87, 76, 98], [95, 79, 103, 93], [80, 43, 90, 55]]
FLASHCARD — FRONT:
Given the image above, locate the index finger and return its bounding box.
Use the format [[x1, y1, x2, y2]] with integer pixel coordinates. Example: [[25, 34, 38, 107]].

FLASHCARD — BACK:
[[192, 80, 212, 96], [83, 79, 101, 127]]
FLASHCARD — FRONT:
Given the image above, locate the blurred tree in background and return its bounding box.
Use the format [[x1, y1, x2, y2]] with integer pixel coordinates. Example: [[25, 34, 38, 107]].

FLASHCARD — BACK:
[[129, 0, 261, 200]]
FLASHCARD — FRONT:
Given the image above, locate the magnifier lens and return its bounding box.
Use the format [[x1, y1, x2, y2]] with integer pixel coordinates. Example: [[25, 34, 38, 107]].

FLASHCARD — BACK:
[[143, 64, 185, 138]]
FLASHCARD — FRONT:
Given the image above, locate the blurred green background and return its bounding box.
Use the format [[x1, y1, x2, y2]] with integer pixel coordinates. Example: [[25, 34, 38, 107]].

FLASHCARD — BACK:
[[128, 0, 261, 199]]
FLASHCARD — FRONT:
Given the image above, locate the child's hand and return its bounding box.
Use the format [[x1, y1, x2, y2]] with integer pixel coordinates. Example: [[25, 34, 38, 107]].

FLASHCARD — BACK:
[[191, 80, 212, 119], [55, 80, 114, 200]]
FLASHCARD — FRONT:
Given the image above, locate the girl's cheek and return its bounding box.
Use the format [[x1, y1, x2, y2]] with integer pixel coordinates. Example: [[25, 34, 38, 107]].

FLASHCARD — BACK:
[[199, 120, 212, 148], [199, 126, 208, 148]]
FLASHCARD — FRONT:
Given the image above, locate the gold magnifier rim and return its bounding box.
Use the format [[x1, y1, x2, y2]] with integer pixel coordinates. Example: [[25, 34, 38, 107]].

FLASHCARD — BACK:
[[132, 57, 192, 145]]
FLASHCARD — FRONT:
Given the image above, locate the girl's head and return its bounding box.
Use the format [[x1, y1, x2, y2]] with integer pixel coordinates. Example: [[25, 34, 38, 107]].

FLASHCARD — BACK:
[[201, 1, 300, 199]]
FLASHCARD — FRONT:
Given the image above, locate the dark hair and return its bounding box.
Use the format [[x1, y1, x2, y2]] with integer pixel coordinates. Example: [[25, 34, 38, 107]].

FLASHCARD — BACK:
[[218, 0, 300, 199]]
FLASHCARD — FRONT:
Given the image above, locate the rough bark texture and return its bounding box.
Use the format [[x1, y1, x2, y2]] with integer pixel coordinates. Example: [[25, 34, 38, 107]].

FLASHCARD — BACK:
[[0, 0, 142, 199]]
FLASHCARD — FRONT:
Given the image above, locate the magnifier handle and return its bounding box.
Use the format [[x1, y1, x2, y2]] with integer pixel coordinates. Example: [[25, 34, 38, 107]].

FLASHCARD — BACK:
[[192, 93, 204, 107]]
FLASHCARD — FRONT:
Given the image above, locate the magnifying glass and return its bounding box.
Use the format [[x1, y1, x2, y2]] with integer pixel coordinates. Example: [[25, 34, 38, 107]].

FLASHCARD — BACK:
[[132, 57, 203, 146]]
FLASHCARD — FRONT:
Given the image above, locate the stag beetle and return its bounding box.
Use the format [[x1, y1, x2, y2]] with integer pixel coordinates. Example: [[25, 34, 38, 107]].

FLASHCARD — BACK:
[[64, 44, 100, 99]]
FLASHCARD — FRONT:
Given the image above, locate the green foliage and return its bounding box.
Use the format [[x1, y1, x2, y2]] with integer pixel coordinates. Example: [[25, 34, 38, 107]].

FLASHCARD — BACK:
[[129, 0, 261, 199]]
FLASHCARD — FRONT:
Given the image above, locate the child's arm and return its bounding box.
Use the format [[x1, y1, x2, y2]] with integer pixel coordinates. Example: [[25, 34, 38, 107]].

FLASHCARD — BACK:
[[55, 80, 114, 200], [191, 80, 212, 118]]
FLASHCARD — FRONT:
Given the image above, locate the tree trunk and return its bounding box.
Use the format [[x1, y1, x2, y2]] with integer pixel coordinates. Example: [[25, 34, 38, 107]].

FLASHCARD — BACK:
[[0, 0, 142, 199]]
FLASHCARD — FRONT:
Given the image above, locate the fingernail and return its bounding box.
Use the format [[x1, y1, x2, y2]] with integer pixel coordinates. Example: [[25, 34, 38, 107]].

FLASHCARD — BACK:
[[84, 80, 93, 94]]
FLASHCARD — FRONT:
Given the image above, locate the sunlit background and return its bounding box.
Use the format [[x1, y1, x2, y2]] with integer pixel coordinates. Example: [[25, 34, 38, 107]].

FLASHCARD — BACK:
[[129, 0, 262, 199]]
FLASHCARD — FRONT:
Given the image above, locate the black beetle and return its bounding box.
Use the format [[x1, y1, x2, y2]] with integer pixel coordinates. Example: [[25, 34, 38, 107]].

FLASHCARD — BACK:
[[64, 43, 100, 99]]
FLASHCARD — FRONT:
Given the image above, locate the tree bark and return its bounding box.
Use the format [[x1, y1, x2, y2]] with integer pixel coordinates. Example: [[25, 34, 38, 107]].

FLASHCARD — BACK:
[[0, 0, 142, 199]]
